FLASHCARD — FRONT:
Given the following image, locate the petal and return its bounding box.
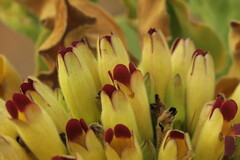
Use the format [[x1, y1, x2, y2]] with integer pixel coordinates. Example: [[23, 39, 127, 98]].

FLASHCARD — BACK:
[[224, 136, 235, 158], [220, 99, 238, 121]]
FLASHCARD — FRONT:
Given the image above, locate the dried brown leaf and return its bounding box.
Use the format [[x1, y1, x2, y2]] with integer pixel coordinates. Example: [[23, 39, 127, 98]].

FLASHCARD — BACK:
[[138, 0, 171, 40]]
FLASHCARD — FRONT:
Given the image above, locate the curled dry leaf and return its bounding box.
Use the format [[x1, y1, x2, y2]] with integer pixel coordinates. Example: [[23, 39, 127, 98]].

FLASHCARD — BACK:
[[138, 0, 171, 40], [15, 0, 125, 88]]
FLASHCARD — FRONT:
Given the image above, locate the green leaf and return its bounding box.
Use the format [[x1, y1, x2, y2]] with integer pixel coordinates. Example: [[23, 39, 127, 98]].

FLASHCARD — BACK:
[[120, 0, 137, 18], [168, 0, 227, 73], [116, 17, 141, 60], [187, 0, 240, 47], [0, 0, 40, 41]]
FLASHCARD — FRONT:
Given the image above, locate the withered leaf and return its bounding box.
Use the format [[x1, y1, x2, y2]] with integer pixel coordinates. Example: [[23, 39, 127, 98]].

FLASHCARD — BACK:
[[138, 0, 171, 40]]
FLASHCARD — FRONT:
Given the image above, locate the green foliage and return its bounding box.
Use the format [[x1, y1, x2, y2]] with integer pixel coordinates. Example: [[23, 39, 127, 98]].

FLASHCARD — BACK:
[[116, 17, 141, 60], [167, 0, 227, 73]]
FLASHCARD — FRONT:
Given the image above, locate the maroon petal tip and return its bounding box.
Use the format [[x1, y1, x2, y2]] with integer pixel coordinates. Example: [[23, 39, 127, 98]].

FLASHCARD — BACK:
[[66, 119, 83, 141], [210, 97, 224, 119], [225, 136, 235, 158], [20, 79, 35, 94], [232, 123, 240, 136], [102, 35, 112, 45], [58, 47, 73, 58], [79, 119, 88, 133], [6, 100, 18, 119], [148, 28, 157, 35], [113, 64, 131, 86], [169, 130, 185, 139], [220, 99, 238, 121], [129, 62, 137, 74], [12, 93, 31, 112], [171, 38, 182, 53], [192, 49, 208, 59], [52, 156, 76, 160], [114, 124, 131, 139], [104, 128, 114, 144], [102, 84, 117, 99]]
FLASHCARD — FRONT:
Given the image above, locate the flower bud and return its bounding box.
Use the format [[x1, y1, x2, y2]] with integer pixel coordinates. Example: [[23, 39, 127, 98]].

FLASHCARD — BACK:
[[58, 46, 100, 123], [101, 84, 140, 140], [0, 99, 17, 138], [66, 119, 106, 160], [97, 33, 130, 85], [171, 38, 195, 81], [0, 135, 33, 160], [165, 74, 185, 129], [0, 55, 21, 100], [140, 28, 171, 99], [21, 77, 71, 132], [104, 124, 142, 160], [110, 63, 153, 141], [6, 93, 66, 160], [186, 49, 215, 133], [194, 98, 240, 159], [158, 130, 193, 160]]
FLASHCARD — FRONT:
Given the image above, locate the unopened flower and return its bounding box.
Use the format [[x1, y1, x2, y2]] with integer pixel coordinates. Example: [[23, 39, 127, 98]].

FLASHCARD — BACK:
[[97, 33, 129, 85], [5, 93, 66, 160], [158, 130, 193, 160], [193, 97, 240, 159], [140, 28, 171, 100], [109, 63, 153, 141], [104, 124, 142, 160], [57, 44, 100, 123], [186, 49, 215, 133]]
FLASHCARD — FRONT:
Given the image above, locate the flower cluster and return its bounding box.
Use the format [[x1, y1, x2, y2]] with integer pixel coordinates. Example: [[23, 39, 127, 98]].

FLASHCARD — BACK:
[[0, 29, 240, 160]]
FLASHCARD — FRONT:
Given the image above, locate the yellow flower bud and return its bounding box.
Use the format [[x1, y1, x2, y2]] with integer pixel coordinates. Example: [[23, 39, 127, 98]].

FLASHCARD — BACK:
[[0, 135, 33, 160], [110, 63, 153, 141], [66, 119, 106, 160], [0, 55, 21, 100], [158, 130, 193, 160], [97, 33, 130, 85], [186, 49, 215, 133], [171, 38, 195, 81], [5, 93, 66, 160], [0, 99, 17, 138], [21, 77, 71, 132], [104, 124, 142, 160], [101, 84, 140, 140], [58, 46, 100, 123], [140, 28, 171, 99]]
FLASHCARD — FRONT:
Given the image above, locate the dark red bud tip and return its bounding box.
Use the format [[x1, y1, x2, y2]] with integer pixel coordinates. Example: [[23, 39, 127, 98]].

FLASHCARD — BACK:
[[66, 119, 83, 141], [224, 136, 235, 158], [102, 35, 112, 45], [80, 119, 88, 133], [171, 38, 182, 53], [12, 93, 31, 112], [20, 78, 35, 94], [114, 124, 131, 138], [210, 97, 224, 119], [129, 62, 137, 74], [102, 84, 117, 99], [113, 64, 131, 86], [58, 47, 73, 58], [220, 99, 238, 121], [230, 21, 240, 28], [232, 124, 240, 136], [52, 156, 76, 160], [192, 49, 208, 59], [6, 100, 18, 119], [148, 28, 157, 35], [169, 130, 185, 139], [104, 128, 114, 144]]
